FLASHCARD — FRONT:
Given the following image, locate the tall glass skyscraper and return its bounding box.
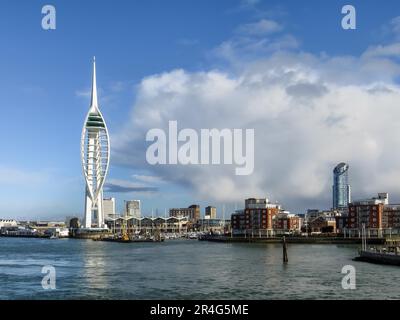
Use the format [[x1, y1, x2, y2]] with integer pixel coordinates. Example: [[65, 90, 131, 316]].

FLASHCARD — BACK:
[[332, 163, 351, 210]]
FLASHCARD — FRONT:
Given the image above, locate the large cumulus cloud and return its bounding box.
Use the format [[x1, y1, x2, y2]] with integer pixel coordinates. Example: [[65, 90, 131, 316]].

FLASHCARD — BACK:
[[112, 24, 400, 212]]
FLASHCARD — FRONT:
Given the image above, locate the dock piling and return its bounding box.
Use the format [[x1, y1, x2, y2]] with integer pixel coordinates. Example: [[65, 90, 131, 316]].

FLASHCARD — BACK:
[[283, 236, 288, 264]]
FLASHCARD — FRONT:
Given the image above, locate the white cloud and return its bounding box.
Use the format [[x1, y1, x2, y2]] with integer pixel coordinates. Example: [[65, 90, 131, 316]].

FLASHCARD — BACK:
[[111, 18, 400, 212], [236, 19, 283, 36], [390, 16, 400, 39], [105, 178, 158, 193], [132, 174, 166, 184], [363, 43, 400, 58]]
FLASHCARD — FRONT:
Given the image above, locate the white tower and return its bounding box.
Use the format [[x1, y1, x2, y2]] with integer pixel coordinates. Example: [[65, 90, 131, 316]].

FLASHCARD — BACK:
[[81, 58, 110, 229]]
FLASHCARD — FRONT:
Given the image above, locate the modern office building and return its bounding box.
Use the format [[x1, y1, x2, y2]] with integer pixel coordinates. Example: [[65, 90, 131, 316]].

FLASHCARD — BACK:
[[125, 200, 141, 219], [81, 58, 110, 229], [205, 206, 217, 219], [103, 197, 116, 219], [332, 162, 351, 210], [169, 205, 200, 222]]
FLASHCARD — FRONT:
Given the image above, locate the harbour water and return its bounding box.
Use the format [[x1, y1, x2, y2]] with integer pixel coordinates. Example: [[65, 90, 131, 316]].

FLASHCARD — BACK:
[[1, 237, 400, 300]]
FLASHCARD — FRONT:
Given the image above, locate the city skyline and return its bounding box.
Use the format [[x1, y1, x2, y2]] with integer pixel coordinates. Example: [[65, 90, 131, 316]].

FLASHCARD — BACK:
[[3, 1, 400, 219]]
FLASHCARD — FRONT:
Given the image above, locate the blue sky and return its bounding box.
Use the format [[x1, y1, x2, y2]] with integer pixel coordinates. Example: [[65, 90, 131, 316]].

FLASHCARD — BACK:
[[1, 0, 400, 219]]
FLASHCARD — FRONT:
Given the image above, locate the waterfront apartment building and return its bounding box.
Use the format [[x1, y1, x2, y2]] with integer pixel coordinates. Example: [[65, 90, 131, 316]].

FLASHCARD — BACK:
[[332, 163, 351, 210], [272, 211, 302, 234], [231, 198, 281, 236], [347, 193, 389, 236], [125, 200, 141, 219], [348, 196, 384, 229], [346, 193, 400, 236], [205, 206, 217, 219], [231, 210, 245, 230], [245, 198, 281, 231], [382, 205, 400, 229], [103, 197, 116, 219], [169, 205, 200, 222]]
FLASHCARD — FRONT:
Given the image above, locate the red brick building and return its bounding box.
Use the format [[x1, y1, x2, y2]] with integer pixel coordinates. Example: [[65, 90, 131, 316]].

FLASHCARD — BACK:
[[231, 210, 245, 230], [273, 212, 302, 233], [346, 193, 389, 237], [382, 205, 400, 229], [231, 198, 284, 235], [348, 202, 383, 229], [243, 207, 280, 230]]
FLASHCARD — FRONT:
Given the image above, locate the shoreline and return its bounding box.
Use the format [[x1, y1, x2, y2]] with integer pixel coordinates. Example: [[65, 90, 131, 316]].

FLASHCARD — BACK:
[[199, 235, 386, 244], [0, 234, 387, 245]]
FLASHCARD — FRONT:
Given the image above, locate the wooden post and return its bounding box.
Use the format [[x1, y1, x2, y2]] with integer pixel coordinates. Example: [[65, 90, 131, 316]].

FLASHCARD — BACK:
[[283, 236, 288, 264]]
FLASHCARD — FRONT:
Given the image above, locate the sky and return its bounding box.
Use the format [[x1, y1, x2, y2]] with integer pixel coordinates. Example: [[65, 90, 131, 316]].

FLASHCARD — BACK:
[[2, 0, 400, 219]]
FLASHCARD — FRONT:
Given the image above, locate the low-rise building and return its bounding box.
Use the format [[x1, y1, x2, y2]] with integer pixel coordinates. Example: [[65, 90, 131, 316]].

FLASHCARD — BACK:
[[0, 219, 17, 228], [195, 218, 226, 234], [273, 211, 302, 234], [308, 216, 336, 233]]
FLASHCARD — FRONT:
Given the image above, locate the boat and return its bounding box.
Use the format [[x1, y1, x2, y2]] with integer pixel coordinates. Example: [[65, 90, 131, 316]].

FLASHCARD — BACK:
[[96, 236, 164, 243], [354, 224, 400, 266], [188, 232, 199, 239], [355, 247, 400, 266], [93, 213, 165, 243]]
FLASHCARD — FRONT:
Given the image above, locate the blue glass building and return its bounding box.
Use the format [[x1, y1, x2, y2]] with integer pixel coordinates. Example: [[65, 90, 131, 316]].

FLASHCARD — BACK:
[[332, 163, 351, 210]]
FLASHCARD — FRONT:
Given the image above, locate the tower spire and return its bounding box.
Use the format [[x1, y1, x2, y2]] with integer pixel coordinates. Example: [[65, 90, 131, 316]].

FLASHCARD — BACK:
[[90, 56, 98, 110]]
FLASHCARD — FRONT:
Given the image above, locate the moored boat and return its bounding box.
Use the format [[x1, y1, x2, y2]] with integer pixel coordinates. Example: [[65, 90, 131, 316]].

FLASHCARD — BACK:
[[354, 224, 400, 266]]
